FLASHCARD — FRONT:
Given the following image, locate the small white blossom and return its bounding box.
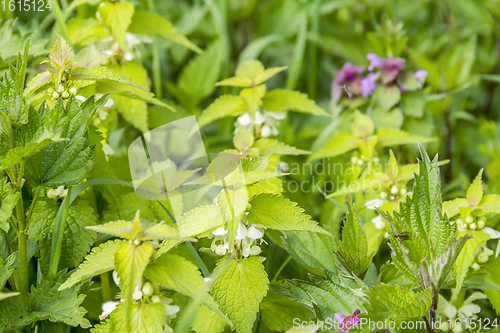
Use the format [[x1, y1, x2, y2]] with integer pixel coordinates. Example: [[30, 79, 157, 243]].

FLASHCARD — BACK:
[[99, 301, 118, 320]]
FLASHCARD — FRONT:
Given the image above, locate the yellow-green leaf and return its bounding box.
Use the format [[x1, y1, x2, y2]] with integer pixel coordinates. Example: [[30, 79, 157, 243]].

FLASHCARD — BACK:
[[98, 1, 134, 52], [467, 169, 484, 206]]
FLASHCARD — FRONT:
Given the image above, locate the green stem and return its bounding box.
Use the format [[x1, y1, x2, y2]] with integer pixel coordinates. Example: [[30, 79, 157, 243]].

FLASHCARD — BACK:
[[307, 0, 320, 100], [147, 0, 162, 99], [16, 198, 28, 294], [51, 0, 71, 44], [272, 255, 292, 283], [100, 272, 111, 302], [185, 241, 211, 278], [49, 187, 72, 277]]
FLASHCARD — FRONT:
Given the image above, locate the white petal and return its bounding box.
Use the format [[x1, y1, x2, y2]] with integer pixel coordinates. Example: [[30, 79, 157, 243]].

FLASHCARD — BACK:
[[237, 113, 253, 126], [212, 227, 227, 236], [266, 111, 286, 120], [76, 95, 87, 102], [133, 285, 143, 300], [254, 111, 265, 124], [365, 199, 385, 209], [443, 304, 457, 319], [482, 227, 500, 239], [103, 144, 115, 156], [458, 304, 481, 317], [235, 222, 248, 240], [112, 271, 121, 287], [247, 226, 264, 239], [102, 301, 118, 314], [250, 245, 261, 256], [261, 125, 272, 138], [271, 126, 279, 136], [165, 304, 180, 316]]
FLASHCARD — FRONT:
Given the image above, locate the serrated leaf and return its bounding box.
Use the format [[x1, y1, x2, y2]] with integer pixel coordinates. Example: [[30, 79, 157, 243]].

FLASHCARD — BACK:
[[453, 230, 489, 291], [240, 84, 266, 114], [0, 253, 15, 290], [234, 126, 254, 151], [115, 242, 154, 330], [351, 111, 375, 137], [197, 95, 246, 127], [467, 169, 483, 206], [24, 97, 97, 188], [260, 290, 314, 331], [144, 253, 204, 297], [247, 194, 329, 235], [0, 174, 20, 232], [365, 284, 432, 321], [387, 150, 399, 179], [28, 198, 97, 273], [23, 70, 53, 97], [282, 231, 338, 272], [0, 272, 91, 331], [49, 35, 75, 69], [110, 302, 165, 333], [262, 89, 327, 115], [327, 173, 389, 198], [98, 1, 134, 52], [59, 239, 126, 290], [211, 256, 269, 333], [376, 128, 435, 147], [129, 10, 202, 54], [252, 138, 310, 155], [0, 19, 47, 64], [192, 305, 227, 333], [375, 85, 401, 111], [178, 205, 224, 237], [443, 198, 469, 218], [308, 132, 359, 162]]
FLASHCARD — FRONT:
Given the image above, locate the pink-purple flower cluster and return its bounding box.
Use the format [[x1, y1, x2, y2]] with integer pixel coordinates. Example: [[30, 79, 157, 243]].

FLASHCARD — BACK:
[[332, 54, 428, 102]]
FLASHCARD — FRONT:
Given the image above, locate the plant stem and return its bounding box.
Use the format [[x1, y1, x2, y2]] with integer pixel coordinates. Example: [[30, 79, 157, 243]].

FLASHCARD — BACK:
[[100, 272, 111, 302], [51, 0, 71, 44], [16, 198, 28, 294], [49, 187, 72, 277], [185, 241, 210, 278], [272, 255, 292, 282], [147, 0, 162, 99]]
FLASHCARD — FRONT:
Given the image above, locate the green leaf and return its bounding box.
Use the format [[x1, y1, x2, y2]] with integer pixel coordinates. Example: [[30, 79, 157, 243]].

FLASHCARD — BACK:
[[443, 198, 469, 218], [59, 239, 126, 290], [482, 256, 500, 315], [260, 289, 314, 331], [0, 174, 20, 232], [198, 95, 246, 127], [282, 231, 338, 272], [115, 242, 154, 330], [376, 128, 435, 147], [110, 302, 166, 333], [308, 132, 358, 162], [374, 84, 401, 111], [23, 71, 53, 97], [129, 10, 201, 53], [351, 111, 375, 137], [247, 194, 330, 235], [453, 230, 489, 291], [98, 1, 135, 52], [467, 169, 483, 206], [365, 284, 432, 321], [216, 60, 286, 87], [401, 90, 426, 118], [192, 305, 227, 333], [211, 257, 269, 333], [144, 253, 204, 297], [252, 139, 310, 155], [0, 253, 15, 290], [327, 173, 389, 198], [28, 198, 97, 273], [0, 19, 47, 64], [234, 126, 254, 151], [240, 84, 266, 114], [178, 205, 224, 237], [262, 89, 327, 116], [24, 97, 98, 188], [0, 272, 91, 331], [48, 35, 75, 69]]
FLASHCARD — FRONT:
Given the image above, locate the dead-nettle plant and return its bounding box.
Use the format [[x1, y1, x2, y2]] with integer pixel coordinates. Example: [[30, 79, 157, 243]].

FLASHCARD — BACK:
[[276, 144, 491, 333]]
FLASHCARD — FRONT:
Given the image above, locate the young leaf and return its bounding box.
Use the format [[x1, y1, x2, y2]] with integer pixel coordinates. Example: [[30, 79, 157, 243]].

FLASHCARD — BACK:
[[129, 10, 202, 54], [192, 305, 227, 333], [98, 1, 135, 52], [59, 239, 126, 290], [110, 302, 166, 333], [211, 256, 269, 333], [453, 230, 489, 291], [467, 169, 483, 206], [376, 128, 435, 147], [308, 132, 359, 162], [0, 174, 20, 232], [262, 89, 327, 116], [197, 95, 246, 128], [252, 138, 310, 155], [247, 194, 330, 235], [177, 205, 224, 237]]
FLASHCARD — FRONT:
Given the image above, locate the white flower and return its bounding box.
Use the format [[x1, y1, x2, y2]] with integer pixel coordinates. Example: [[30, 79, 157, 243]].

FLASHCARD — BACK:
[[112, 270, 121, 287], [247, 226, 264, 239], [104, 98, 114, 108], [236, 222, 248, 240], [365, 198, 385, 209], [212, 227, 227, 236], [76, 95, 87, 102], [132, 285, 142, 300], [481, 227, 500, 239], [99, 301, 118, 320], [161, 297, 180, 318], [235, 111, 286, 137], [47, 185, 68, 200], [371, 215, 386, 229], [237, 113, 253, 126], [103, 144, 115, 156]]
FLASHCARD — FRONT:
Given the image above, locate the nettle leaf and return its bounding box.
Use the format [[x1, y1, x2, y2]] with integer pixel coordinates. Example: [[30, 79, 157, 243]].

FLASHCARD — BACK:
[[48, 35, 74, 69], [197, 95, 246, 128], [144, 253, 204, 297], [192, 305, 227, 333], [364, 284, 432, 321], [115, 241, 154, 329], [23, 70, 52, 97], [177, 205, 224, 237], [467, 169, 483, 206], [24, 97, 106, 188], [308, 132, 359, 162], [59, 239, 126, 291], [260, 289, 314, 332], [0, 56, 27, 125], [334, 201, 373, 276], [276, 271, 365, 321], [247, 194, 330, 235], [0, 19, 46, 64], [0, 174, 20, 232], [216, 60, 287, 87], [129, 10, 202, 54], [98, 1, 135, 52], [282, 230, 338, 272], [234, 126, 254, 151], [0, 253, 15, 290], [28, 198, 97, 273], [376, 128, 435, 147], [252, 138, 310, 155], [428, 234, 470, 288], [327, 173, 389, 198], [482, 256, 500, 315], [374, 85, 401, 111], [211, 256, 269, 333], [110, 302, 165, 333], [0, 271, 91, 331], [453, 230, 489, 291], [262, 89, 327, 116], [240, 84, 266, 114]]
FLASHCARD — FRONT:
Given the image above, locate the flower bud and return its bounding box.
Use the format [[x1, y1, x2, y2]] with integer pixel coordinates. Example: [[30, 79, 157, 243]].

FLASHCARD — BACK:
[[69, 87, 77, 95], [372, 157, 380, 164], [151, 295, 160, 303], [400, 188, 407, 196], [469, 223, 477, 230], [390, 185, 398, 194], [380, 192, 388, 199], [350, 156, 357, 164], [58, 85, 65, 93], [466, 215, 473, 223], [133, 239, 141, 246], [142, 282, 154, 297], [62, 90, 69, 99], [478, 253, 489, 263], [477, 220, 485, 229], [441, 321, 450, 332], [52, 92, 59, 99], [472, 263, 481, 270]]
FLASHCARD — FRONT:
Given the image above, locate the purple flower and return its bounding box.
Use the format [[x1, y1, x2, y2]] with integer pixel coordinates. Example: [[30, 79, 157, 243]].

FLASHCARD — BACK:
[[334, 309, 361, 332], [366, 53, 384, 71], [332, 63, 365, 103], [415, 69, 428, 83], [360, 73, 377, 98]]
